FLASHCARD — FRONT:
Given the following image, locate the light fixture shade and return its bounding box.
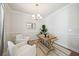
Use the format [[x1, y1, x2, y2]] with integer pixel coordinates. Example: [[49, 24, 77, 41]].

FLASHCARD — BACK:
[[32, 14, 35, 19], [37, 14, 40, 17], [32, 4, 42, 20], [32, 14, 42, 20]]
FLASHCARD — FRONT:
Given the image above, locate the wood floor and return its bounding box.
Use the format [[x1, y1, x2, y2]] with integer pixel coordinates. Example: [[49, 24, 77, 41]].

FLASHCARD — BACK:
[[3, 42, 79, 56], [36, 43, 79, 56]]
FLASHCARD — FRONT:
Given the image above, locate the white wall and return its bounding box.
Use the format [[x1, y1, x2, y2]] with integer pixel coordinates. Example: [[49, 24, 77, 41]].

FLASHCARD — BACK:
[[45, 4, 79, 52], [8, 10, 45, 42], [67, 4, 79, 52]]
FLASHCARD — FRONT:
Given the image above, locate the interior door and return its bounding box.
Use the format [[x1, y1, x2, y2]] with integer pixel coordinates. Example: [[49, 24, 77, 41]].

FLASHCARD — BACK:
[[0, 4, 4, 56]]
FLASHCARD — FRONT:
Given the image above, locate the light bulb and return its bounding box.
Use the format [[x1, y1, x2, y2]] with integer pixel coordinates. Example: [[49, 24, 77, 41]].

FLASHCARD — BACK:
[[32, 14, 35, 17], [32, 14, 42, 20], [32, 14, 35, 19], [39, 16, 42, 19]]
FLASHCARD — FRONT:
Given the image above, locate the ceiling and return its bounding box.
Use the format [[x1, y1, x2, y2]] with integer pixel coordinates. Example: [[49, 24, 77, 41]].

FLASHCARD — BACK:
[[8, 3, 69, 17]]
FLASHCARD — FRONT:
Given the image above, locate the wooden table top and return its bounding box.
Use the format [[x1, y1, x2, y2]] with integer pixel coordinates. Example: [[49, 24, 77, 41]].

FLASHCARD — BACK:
[[38, 34, 57, 41]]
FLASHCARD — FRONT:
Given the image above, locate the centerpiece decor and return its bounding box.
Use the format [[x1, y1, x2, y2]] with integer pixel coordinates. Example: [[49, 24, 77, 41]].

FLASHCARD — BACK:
[[40, 25, 48, 37]]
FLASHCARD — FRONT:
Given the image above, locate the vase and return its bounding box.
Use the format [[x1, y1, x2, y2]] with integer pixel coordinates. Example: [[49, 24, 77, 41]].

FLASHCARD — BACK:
[[44, 34, 47, 37]]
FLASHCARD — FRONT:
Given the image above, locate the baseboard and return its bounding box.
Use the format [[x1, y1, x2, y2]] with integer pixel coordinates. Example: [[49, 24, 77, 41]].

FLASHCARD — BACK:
[[54, 42, 79, 53]]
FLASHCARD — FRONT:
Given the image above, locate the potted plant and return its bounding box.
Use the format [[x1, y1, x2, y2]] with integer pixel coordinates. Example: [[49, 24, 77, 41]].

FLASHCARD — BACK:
[[40, 25, 48, 37]]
